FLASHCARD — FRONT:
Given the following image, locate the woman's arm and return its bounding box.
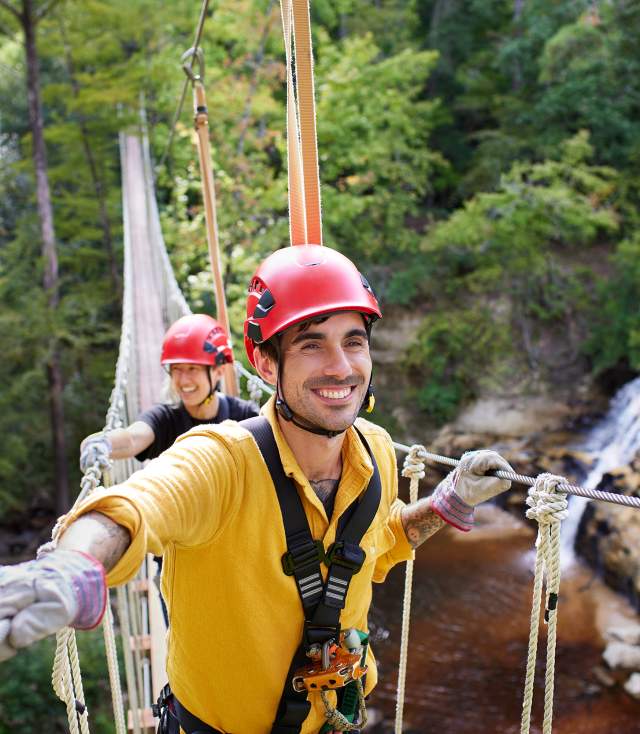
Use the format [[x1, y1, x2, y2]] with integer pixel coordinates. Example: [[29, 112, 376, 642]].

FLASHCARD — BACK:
[[80, 421, 155, 466]]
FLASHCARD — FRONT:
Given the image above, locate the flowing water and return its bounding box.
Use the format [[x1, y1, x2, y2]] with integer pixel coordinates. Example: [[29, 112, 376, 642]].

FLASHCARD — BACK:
[[369, 378, 640, 733], [370, 510, 640, 733], [561, 375, 640, 565]]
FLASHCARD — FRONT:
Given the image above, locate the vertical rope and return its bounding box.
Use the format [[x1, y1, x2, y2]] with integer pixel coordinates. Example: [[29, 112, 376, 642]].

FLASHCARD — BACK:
[[52, 628, 82, 734], [117, 585, 142, 734], [520, 532, 545, 733], [394, 445, 425, 734], [102, 601, 127, 734], [520, 473, 568, 734]]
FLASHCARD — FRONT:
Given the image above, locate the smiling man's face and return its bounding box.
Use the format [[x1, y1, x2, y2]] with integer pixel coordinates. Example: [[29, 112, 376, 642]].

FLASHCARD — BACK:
[[277, 311, 372, 434]]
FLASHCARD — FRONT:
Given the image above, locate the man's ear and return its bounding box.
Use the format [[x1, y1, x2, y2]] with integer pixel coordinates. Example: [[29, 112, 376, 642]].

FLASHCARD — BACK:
[[253, 347, 277, 387]]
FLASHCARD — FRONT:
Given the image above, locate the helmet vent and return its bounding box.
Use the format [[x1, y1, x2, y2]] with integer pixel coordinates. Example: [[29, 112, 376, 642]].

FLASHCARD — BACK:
[[253, 289, 275, 319]]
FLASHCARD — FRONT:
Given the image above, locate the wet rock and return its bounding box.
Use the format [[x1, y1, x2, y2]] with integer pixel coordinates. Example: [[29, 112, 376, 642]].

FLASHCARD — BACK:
[[592, 665, 616, 688], [602, 641, 640, 670], [607, 622, 640, 646], [573, 449, 640, 611], [624, 672, 640, 699]]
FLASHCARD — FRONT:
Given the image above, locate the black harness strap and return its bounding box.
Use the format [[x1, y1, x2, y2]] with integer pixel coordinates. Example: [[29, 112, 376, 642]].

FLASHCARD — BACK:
[[241, 416, 381, 734]]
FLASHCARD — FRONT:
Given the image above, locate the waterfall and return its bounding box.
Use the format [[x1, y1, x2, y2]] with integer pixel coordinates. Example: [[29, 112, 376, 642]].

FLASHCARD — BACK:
[[561, 375, 640, 565]]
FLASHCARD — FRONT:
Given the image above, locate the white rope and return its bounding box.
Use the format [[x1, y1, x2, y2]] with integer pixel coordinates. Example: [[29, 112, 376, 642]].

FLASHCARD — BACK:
[[51, 627, 89, 734], [520, 473, 569, 734], [394, 445, 425, 734], [102, 601, 128, 734]]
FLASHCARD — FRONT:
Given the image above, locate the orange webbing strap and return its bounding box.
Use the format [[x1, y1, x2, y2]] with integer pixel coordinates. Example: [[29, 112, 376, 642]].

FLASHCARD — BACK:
[[193, 81, 239, 395], [280, 0, 323, 246], [280, 0, 307, 245]]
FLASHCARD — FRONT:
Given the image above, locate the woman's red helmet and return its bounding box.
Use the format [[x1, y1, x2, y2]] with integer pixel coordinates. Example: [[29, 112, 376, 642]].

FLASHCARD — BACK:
[[161, 314, 233, 367], [244, 245, 381, 367]]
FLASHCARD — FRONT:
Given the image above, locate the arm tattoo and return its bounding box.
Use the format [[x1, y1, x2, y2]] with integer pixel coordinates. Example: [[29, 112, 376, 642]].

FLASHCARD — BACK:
[[58, 511, 131, 572], [309, 478, 339, 512], [401, 498, 445, 549]]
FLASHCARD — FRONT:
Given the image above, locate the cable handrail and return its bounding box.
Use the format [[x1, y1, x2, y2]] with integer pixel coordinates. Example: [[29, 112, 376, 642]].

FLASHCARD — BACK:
[[392, 441, 640, 509]]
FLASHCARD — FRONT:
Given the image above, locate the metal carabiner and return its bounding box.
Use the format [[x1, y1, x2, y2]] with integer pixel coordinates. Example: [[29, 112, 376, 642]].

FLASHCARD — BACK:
[[181, 47, 205, 83]]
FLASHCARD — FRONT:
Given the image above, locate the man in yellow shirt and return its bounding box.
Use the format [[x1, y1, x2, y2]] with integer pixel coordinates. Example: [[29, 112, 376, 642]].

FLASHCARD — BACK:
[[0, 245, 513, 734]]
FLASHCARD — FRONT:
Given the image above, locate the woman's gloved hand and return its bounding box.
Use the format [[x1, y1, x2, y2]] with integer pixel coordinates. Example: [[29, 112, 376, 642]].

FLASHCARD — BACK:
[[430, 449, 513, 532], [0, 550, 106, 662], [79, 432, 112, 473]]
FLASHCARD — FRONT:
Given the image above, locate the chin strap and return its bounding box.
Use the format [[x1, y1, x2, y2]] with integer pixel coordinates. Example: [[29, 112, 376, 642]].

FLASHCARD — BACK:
[[275, 374, 375, 439], [199, 367, 215, 407]]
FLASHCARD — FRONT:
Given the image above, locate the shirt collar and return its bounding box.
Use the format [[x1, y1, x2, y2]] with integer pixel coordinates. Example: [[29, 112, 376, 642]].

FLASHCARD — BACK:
[[260, 396, 374, 519]]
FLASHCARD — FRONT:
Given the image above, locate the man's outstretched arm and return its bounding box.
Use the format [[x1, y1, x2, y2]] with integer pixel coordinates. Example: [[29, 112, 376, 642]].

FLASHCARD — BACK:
[[0, 512, 130, 663], [57, 511, 131, 571]]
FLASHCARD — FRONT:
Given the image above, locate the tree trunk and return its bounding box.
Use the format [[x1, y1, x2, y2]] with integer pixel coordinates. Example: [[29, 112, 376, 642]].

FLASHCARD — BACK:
[[23, 0, 69, 514]]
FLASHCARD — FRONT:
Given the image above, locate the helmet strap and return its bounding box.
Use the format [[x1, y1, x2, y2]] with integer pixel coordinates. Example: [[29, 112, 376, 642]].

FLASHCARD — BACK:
[[362, 381, 375, 413], [198, 367, 216, 407], [274, 346, 353, 440]]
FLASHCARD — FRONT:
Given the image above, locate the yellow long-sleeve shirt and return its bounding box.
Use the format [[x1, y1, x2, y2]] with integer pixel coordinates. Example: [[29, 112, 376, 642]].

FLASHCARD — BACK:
[[60, 397, 414, 733]]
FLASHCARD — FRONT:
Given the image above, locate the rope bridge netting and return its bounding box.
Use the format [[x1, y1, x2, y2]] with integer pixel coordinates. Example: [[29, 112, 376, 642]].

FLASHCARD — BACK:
[[48, 127, 269, 734]]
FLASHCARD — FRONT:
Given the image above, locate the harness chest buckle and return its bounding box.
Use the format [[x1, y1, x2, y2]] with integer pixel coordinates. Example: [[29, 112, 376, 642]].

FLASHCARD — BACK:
[[281, 539, 326, 576], [324, 541, 366, 572]]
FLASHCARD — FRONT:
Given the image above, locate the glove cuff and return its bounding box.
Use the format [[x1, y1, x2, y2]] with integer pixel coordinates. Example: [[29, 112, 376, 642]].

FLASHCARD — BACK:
[[430, 476, 474, 532], [55, 550, 107, 630]]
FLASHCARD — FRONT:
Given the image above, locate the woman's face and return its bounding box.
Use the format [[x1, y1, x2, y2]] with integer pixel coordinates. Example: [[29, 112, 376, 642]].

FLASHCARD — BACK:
[[169, 363, 211, 407]]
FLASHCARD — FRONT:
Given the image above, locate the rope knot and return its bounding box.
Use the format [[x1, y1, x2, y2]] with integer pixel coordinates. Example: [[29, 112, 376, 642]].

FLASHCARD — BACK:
[[401, 444, 427, 481], [525, 473, 569, 525]]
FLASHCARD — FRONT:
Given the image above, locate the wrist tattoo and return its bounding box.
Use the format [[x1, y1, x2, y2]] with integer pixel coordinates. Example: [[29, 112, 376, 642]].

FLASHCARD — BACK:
[[401, 498, 445, 549]]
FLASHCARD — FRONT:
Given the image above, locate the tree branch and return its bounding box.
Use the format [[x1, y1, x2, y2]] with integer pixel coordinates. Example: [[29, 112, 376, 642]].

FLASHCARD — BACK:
[[0, 19, 18, 38], [0, 0, 20, 21], [36, 0, 63, 21]]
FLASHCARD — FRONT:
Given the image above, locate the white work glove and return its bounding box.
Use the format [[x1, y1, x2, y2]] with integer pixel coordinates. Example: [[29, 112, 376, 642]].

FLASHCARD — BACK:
[[0, 550, 106, 663], [79, 432, 112, 473], [430, 449, 513, 532]]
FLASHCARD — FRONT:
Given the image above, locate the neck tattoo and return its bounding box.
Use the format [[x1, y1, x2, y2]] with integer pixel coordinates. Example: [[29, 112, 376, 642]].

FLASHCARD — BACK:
[[309, 478, 340, 511]]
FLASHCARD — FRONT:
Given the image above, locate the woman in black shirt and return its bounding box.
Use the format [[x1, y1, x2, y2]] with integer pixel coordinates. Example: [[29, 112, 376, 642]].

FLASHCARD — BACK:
[[80, 314, 257, 469]]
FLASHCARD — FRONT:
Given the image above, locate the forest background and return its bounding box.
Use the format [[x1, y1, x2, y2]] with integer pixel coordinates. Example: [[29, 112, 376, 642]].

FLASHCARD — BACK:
[[0, 0, 639, 730]]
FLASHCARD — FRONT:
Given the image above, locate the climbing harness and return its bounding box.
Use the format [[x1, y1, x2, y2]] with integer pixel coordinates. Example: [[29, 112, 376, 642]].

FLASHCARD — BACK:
[[243, 415, 378, 733], [520, 473, 569, 734]]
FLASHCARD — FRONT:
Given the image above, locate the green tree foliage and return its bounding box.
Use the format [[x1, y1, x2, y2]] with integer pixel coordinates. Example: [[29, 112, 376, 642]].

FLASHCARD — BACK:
[[587, 232, 640, 374], [316, 33, 447, 262], [401, 132, 619, 421]]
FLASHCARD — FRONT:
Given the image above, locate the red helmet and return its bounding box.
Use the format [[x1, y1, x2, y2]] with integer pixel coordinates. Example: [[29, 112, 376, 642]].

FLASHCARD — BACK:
[[244, 245, 381, 367], [161, 314, 233, 367]]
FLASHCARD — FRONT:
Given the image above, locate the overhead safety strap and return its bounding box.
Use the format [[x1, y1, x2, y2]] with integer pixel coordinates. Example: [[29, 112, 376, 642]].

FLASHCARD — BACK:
[[280, 0, 322, 246], [182, 47, 239, 396]]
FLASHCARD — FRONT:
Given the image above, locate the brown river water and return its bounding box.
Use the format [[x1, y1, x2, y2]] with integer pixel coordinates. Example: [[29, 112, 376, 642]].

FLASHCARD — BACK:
[[367, 505, 640, 734]]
